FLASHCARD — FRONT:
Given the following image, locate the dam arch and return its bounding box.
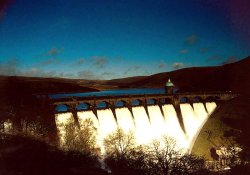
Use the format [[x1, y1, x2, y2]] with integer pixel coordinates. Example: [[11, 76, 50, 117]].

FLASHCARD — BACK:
[[131, 99, 143, 106], [205, 96, 220, 102], [76, 102, 91, 110], [55, 104, 69, 112], [180, 96, 189, 103], [96, 101, 110, 109], [115, 100, 127, 108], [161, 98, 172, 104], [146, 98, 157, 105], [192, 96, 203, 102]]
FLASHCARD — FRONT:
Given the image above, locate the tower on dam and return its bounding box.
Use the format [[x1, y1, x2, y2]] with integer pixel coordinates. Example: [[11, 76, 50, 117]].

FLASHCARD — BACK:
[[165, 78, 174, 94]]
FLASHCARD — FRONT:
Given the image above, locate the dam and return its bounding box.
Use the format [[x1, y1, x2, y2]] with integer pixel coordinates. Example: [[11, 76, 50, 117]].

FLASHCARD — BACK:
[[51, 79, 239, 153]]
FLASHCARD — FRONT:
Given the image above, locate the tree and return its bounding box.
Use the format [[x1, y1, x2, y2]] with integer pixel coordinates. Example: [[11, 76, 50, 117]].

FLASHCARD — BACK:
[[171, 154, 209, 175], [104, 130, 212, 175], [104, 128, 136, 157], [62, 118, 99, 156], [146, 136, 181, 175], [146, 136, 209, 175], [104, 128, 149, 175]]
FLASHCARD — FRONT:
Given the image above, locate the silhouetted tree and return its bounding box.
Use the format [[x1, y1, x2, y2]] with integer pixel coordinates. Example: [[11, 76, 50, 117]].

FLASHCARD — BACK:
[[104, 130, 211, 175], [104, 129, 149, 175], [104, 128, 136, 157], [62, 118, 100, 156]]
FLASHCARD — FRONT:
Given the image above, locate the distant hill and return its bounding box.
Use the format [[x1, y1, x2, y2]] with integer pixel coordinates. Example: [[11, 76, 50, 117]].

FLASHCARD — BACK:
[[0, 76, 98, 96], [0, 56, 249, 95], [104, 56, 250, 95]]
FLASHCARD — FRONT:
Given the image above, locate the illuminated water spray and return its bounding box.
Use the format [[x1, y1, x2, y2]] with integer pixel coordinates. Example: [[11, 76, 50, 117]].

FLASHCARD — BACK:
[[115, 107, 135, 133], [132, 106, 152, 144], [97, 109, 118, 142], [55, 102, 217, 153], [55, 112, 74, 145], [180, 102, 216, 151], [148, 105, 166, 140], [163, 104, 189, 149]]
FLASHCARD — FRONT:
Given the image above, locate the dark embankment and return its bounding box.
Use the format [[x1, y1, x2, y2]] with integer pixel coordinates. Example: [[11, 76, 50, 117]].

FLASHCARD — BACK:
[[105, 56, 250, 95], [0, 76, 98, 95], [0, 134, 108, 175], [192, 96, 250, 161], [0, 76, 99, 140]]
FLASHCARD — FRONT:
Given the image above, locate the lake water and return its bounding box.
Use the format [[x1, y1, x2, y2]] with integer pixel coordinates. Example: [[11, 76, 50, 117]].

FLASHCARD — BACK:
[[50, 88, 165, 99]]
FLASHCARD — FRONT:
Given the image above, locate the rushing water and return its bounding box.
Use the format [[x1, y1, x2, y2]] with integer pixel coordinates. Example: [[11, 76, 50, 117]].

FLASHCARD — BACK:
[[0, 86, 218, 154], [55, 102, 217, 153], [55, 112, 74, 145]]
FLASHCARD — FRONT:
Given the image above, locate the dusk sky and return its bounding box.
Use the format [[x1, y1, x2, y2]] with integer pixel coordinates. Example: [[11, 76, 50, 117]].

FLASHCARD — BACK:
[[0, 0, 249, 79]]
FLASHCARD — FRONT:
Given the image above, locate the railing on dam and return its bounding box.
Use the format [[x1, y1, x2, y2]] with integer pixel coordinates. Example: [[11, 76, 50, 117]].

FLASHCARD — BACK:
[[50, 91, 239, 109], [49, 91, 239, 115]]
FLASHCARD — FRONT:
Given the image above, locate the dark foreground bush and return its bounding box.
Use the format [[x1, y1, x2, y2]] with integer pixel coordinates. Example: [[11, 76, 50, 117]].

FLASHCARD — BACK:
[[0, 133, 108, 175]]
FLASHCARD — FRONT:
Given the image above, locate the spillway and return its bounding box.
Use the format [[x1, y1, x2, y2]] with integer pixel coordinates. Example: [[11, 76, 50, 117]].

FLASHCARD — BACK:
[[97, 109, 118, 142], [77, 110, 101, 146], [148, 105, 166, 139], [115, 107, 135, 133], [55, 112, 74, 145], [163, 104, 188, 149], [55, 102, 217, 153], [206, 102, 217, 114], [132, 106, 152, 145], [188, 102, 217, 152]]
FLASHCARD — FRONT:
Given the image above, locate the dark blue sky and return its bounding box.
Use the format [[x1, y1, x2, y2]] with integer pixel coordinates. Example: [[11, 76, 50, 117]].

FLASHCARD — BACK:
[[0, 0, 249, 79]]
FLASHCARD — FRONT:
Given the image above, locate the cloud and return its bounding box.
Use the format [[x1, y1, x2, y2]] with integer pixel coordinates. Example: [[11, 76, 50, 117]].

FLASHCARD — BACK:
[[207, 55, 238, 65], [46, 47, 64, 57], [102, 72, 113, 76], [185, 35, 199, 45], [38, 58, 59, 67], [77, 70, 101, 80], [221, 57, 238, 65], [207, 55, 224, 62], [101, 72, 116, 79], [199, 47, 210, 53], [0, 58, 60, 77], [22, 68, 58, 77], [123, 66, 142, 75], [172, 62, 185, 69], [158, 62, 166, 68], [73, 58, 85, 66], [57, 72, 75, 78], [179, 49, 189, 54], [115, 56, 123, 61], [91, 56, 108, 68], [0, 58, 19, 75]]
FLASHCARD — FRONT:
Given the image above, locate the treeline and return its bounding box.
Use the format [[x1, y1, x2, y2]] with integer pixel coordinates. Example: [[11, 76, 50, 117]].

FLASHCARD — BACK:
[[1, 118, 250, 175], [56, 119, 250, 175]]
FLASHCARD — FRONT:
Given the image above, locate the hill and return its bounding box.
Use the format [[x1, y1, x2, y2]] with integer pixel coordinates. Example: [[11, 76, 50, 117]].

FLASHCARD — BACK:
[[1, 56, 249, 95], [0, 76, 98, 96], [104, 56, 250, 95]]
